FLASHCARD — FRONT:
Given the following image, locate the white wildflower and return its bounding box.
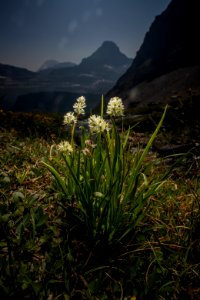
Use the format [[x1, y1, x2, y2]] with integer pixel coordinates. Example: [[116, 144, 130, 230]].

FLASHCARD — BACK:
[[63, 112, 77, 126], [88, 115, 110, 134], [73, 96, 86, 115], [85, 139, 97, 148], [82, 147, 91, 156], [94, 192, 104, 198], [106, 97, 124, 117], [57, 141, 73, 154]]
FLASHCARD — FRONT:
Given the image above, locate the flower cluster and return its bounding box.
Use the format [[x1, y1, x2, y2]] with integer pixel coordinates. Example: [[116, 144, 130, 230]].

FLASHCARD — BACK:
[[57, 141, 73, 154], [73, 96, 86, 115], [60, 96, 124, 153], [88, 115, 110, 134], [63, 112, 77, 126], [85, 139, 97, 149], [63, 96, 86, 126], [82, 140, 97, 157], [106, 97, 124, 117]]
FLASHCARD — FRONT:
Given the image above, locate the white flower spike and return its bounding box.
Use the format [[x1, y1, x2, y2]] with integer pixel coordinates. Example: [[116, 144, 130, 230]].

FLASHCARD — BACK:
[[63, 112, 77, 126], [106, 97, 124, 117], [73, 96, 86, 115], [88, 115, 110, 134], [57, 141, 73, 154]]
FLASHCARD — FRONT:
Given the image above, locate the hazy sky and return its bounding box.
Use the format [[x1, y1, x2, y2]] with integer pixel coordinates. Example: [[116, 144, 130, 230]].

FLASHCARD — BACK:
[[0, 0, 171, 71]]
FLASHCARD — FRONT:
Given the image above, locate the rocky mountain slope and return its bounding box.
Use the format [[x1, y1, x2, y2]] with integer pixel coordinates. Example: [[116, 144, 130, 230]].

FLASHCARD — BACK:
[[104, 0, 200, 148], [106, 0, 200, 109]]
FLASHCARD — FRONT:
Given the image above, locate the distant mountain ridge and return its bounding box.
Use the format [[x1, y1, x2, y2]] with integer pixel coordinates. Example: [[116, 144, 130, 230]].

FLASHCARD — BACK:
[[0, 41, 132, 113], [39, 41, 132, 93], [38, 60, 77, 72], [38, 41, 130, 74], [38, 60, 60, 71], [0, 63, 35, 81]]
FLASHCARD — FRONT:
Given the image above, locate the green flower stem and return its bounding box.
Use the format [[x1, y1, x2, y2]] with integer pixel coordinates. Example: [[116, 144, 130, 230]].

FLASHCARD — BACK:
[[70, 122, 76, 148]]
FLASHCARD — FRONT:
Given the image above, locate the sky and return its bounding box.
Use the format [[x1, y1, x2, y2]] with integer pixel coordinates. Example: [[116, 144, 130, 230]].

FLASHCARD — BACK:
[[0, 0, 171, 71]]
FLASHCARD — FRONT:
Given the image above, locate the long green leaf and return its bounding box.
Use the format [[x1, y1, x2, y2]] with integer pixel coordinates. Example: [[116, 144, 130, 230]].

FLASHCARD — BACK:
[[134, 105, 168, 175], [41, 161, 68, 195]]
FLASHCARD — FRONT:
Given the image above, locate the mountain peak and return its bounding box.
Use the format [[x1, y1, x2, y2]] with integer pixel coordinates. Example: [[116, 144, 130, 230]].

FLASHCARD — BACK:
[[101, 40, 120, 50], [80, 41, 132, 68]]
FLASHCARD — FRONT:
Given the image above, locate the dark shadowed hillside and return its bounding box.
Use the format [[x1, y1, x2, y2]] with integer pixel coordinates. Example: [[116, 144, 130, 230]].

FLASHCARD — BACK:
[[0, 63, 35, 81], [12, 92, 99, 114], [106, 0, 200, 108], [103, 0, 200, 148]]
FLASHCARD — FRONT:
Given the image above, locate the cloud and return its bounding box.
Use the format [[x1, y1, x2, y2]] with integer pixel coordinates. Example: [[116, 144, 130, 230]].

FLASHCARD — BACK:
[[36, 0, 46, 7], [82, 8, 102, 23], [24, 0, 31, 7], [68, 20, 78, 34], [96, 8, 103, 17], [82, 10, 92, 22], [58, 20, 78, 51], [58, 37, 69, 50]]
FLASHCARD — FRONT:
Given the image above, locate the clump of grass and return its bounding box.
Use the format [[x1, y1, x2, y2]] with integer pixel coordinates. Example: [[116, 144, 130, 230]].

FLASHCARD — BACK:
[[43, 97, 166, 244], [41, 96, 168, 296]]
